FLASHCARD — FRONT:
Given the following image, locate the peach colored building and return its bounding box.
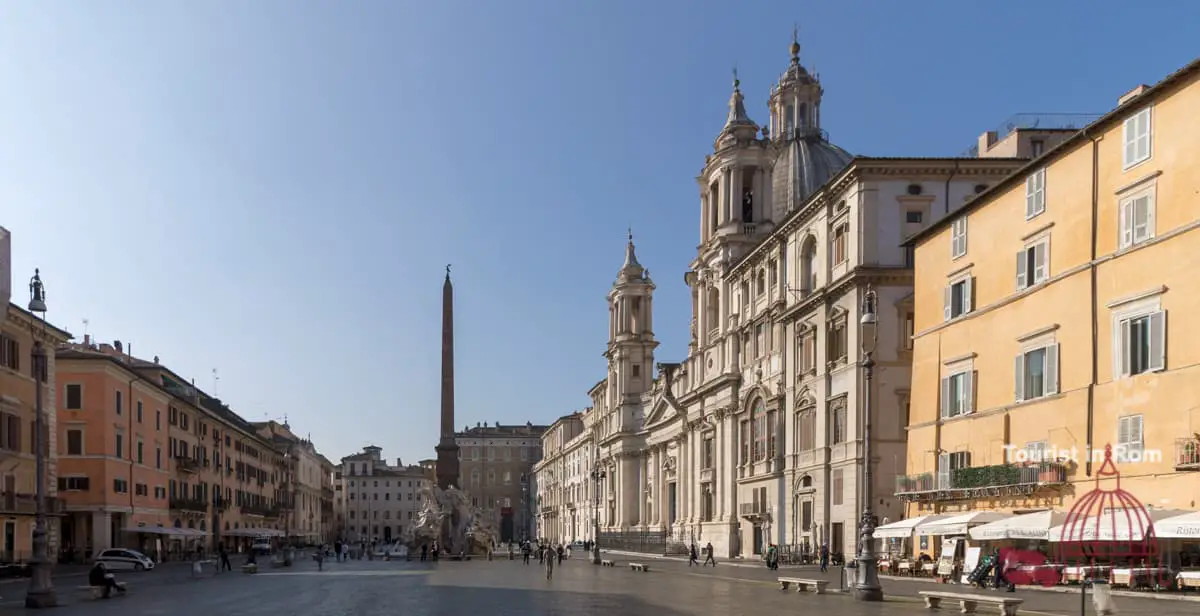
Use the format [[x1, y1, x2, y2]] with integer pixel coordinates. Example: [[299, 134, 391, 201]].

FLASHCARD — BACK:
[[899, 59, 1200, 533], [0, 300, 71, 561], [56, 340, 294, 556]]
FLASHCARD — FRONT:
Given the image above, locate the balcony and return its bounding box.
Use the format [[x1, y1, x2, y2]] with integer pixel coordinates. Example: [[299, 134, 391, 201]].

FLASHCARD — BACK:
[[739, 501, 767, 518], [174, 456, 199, 474], [241, 502, 274, 517], [169, 497, 208, 513], [0, 493, 65, 516], [895, 462, 1070, 503], [1175, 438, 1200, 470]]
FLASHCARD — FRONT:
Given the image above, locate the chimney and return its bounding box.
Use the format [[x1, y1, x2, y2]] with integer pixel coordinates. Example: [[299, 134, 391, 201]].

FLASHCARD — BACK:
[[114, 340, 123, 353], [1119, 84, 1150, 106], [976, 131, 998, 157]]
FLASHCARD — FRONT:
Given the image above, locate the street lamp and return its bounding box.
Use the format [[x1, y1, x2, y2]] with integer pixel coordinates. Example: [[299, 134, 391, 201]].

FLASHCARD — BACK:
[[854, 285, 884, 602], [25, 270, 56, 608], [520, 475, 529, 542], [590, 462, 605, 565]]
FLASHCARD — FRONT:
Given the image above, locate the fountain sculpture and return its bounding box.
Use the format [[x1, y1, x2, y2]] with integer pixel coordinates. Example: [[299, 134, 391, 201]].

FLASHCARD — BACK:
[[401, 484, 498, 556]]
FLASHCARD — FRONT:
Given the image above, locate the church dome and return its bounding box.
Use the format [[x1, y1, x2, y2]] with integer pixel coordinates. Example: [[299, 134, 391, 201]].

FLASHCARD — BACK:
[[781, 131, 854, 204]]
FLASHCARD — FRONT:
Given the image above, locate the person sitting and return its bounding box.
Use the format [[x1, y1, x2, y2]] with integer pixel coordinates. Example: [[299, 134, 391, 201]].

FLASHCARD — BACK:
[[88, 562, 126, 598]]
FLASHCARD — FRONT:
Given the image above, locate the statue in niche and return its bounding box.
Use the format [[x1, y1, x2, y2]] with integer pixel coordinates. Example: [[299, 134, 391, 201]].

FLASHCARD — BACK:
[[742, 189, 754, 222]]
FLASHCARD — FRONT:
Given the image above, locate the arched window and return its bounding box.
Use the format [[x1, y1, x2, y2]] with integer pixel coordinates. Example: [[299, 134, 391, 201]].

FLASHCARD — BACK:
[[784, 104, 795, 133], [798, 103, 808, 128], [800, 235, 818, 292]]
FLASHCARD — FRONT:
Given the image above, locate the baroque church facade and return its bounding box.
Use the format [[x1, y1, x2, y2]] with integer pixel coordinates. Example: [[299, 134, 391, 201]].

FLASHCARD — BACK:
[[569, 38, 1029, 559]]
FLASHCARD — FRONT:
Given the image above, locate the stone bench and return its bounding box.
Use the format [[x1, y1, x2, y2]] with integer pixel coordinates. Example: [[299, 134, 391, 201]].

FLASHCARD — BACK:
[[920, 591, 1024, 616], [629, 563, 649, 572], [777, 577, 828, 594], [241, 563, 258, 574]]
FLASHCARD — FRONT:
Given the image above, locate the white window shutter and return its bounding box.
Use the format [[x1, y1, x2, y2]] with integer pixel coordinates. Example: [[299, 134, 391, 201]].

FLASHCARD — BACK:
[[965, 371, 976, 413], [1119, 319, 1131, 377], [1124, 118, 1136, 164], [1014, 354, 1026, 402], [1149, 310, 1166, 371], [937, 453, 950, 489], [943, 286, 952, 321], [1132, 415, 1144, 449], [964, 277, 974, 312], [1143, 109, 1153, 161], [1034, 242, 1047, 282], [1120, 201, 1132, 247], [1016, 250, 1028, 289], [940, 377, 950, 418], [1045, 344, 1060, 395], [1117, 417, 1130, 461], [1025, 176, 1035, 215]]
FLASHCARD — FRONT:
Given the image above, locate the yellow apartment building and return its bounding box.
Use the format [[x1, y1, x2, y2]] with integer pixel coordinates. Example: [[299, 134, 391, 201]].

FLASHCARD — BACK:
[[899, 58, 1200, 519]]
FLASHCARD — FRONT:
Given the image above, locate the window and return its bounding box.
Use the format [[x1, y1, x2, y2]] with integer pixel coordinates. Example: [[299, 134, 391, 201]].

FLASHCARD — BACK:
[[137, 440, 144, 464], [943, 277, 973, 321], [1015, 344, 1059, 402], [832, 223, 848, 264], [1119, 191, 1155, 248], [752, 401, 767, 462], [58, 476, 89, 491], [1117, 311, 1166, 377], [156, 410, 161, 430], [739, 420, 750, 464], [832, 469, 844, 506], [906, 210, 923, 224], [66, 430, 83, 455], [903, 312, 914, 350], [1024, 441, 1049, 463], [766, 409, 777, 459], [65, 385, 82, 410], [631, 364, 640, 378], [801, 501, 813, 531], [1016, 238, 1049, 290], [940, 371, 974, 418], [951, 217, 967, 258], [115, 434, 123, 458], [1123, 108, 1152, 169], [1025, 169, 1046, 218], [829, 398, 847, 444], [798, 328, 817, 374], [827, 317, 847, 363], [115, 390, 123, 415], [0, 335, 18, 371], [1116, 415, 1144, 462], [796, 409, 816, 452], [937, 451, 971, 489], [1030, 139, 1045, 158], [701, 435, 714, 469]]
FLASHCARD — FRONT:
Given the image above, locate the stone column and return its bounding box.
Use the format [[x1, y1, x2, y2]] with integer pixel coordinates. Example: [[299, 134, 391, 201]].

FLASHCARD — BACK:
[[722, 167, 733, 223]]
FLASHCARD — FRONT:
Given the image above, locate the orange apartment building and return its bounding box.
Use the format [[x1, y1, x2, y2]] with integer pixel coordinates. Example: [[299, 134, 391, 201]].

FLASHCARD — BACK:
[[0, 300, 71, 562], [56, 339, 292, 558]]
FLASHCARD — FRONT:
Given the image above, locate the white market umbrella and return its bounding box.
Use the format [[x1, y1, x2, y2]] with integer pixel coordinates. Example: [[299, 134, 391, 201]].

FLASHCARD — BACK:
[[1153, 511, 1200, 539], [916, 511, 1012, 536], [874, 515, 949, 539], [969, 510, 1067, 541]]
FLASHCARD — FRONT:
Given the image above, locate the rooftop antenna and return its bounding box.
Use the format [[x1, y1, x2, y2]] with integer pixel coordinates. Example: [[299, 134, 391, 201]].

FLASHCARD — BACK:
[[81, 318, 89, 340], [212, 368, 219, 397]]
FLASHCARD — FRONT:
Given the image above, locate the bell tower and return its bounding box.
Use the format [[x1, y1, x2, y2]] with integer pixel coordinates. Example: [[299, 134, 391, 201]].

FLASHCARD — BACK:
[[605, 231, 658, 431]]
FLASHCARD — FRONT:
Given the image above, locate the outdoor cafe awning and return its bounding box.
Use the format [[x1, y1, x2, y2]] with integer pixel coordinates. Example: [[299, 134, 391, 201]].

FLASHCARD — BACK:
[[873, 515, 948, 539]]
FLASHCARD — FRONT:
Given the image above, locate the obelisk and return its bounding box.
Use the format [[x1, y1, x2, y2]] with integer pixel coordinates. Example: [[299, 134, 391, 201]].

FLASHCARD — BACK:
[[434, 265, 460, 491]]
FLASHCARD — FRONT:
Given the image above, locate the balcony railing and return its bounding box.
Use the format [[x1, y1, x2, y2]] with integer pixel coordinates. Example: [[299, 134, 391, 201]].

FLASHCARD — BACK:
[[241, 502, 274, 517], [739, 501, 767, 517], [0, 493, 65, 516], [1176, 438, 1200, 470], [169, 497, 208, 513], [895, 462, 1069, 502], [174, 456, 200, 474]]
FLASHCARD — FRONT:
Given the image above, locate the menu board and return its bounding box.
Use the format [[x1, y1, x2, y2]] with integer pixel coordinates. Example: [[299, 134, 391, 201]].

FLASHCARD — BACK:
[[961, 546, 982, 584], [937, 538, 960, 577]]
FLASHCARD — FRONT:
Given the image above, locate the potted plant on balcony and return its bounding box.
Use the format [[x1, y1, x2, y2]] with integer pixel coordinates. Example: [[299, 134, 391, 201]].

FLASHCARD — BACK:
[[1181, 440, 1198, 466], [1038, 461, 1058, 483]]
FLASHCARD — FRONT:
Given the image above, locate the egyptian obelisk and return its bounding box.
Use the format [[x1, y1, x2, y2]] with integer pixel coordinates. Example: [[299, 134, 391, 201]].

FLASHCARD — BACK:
[[434, 265, 460, 491]]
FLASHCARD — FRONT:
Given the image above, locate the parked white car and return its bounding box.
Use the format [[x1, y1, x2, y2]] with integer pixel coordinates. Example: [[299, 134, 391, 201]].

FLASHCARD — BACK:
[[94, 548, 155, 572]]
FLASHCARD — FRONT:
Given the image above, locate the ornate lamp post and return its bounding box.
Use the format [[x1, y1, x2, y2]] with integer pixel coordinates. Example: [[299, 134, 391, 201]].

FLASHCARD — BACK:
[[519, 475, 529, 541], [854, 285, 884, 601], [590, 461, 605, 565], [25, 270, 56, 608]]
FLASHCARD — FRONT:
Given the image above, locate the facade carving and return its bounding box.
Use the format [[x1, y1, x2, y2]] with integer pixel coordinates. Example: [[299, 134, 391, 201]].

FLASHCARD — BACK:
[[531, 37, 1029, 558]]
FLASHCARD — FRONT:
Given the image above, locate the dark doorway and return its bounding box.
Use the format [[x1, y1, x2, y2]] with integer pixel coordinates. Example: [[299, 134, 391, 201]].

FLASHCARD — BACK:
[[832, 522, 844, 556], [752, 524, 763, 555], [667, 483, 677, 525], [383, 526, 393, 543], [500, 509, 514, 543]]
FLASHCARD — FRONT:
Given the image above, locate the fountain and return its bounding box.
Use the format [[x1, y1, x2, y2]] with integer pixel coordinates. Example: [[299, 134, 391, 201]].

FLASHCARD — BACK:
[[401, 484, 499, 557]]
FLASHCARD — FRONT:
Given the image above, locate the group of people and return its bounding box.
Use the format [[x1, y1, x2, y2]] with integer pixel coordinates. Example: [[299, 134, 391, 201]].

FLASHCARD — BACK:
[[509, 540, 569, 579], [687, 542, 718, 567]]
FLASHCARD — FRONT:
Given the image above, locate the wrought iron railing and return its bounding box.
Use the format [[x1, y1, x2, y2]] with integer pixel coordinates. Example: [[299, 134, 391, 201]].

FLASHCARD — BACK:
[[895, 462, 1069, 502], [1175, 438, 1200, 469], [597, 530, 668, 554]]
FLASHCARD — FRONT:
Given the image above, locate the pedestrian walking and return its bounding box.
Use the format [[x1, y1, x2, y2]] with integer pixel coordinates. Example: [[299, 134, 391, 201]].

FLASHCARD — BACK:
[[819, 544, 829, 573], [703, 542, 716, 567], [688, 543, 699, 566], [218, 546, 232, 572], [546, 549, 555, 580]]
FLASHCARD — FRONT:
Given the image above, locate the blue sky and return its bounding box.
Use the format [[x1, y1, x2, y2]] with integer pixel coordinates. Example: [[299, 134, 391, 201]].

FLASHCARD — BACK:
[[1, 2, 1195, 464]]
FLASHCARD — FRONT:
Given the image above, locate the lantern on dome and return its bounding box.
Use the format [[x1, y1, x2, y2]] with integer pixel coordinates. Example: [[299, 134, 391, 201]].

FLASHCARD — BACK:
[[1054, 444, 1167, 592]]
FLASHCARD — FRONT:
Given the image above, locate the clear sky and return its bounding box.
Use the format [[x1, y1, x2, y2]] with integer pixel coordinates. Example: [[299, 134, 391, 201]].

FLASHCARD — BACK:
[[1, 2, 1195, 465]]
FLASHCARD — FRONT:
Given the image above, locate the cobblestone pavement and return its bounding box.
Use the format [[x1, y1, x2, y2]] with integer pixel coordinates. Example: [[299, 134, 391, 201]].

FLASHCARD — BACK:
[[600, 550, 1199, 615], [0, 554, 1192, 615]]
